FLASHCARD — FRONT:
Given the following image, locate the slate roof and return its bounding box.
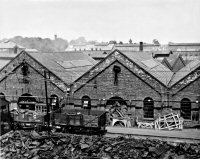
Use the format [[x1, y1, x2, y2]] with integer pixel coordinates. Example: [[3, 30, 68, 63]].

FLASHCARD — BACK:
[[168, 59, 200, 86], [83, 50, 112, 58], [122, 51, 173, 85], [0, 40, 25, 49], [29, 51, 97, 83], [166, 54, 180, 66]]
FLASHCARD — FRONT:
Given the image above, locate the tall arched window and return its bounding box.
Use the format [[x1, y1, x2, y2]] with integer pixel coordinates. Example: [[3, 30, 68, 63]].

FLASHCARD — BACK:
[[18, 93, 36, 110], [82, 96, 91, 109], [143, 97, 154, 118], [180, 98, 191, 120]]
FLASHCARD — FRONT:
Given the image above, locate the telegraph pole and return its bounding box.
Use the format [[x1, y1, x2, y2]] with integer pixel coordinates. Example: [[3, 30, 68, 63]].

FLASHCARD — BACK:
[[44, 70, 50, 134]]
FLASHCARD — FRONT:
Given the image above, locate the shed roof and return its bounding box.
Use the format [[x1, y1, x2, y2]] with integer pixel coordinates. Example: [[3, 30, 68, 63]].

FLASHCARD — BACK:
[[122, 51, 174, 85], [29, 51, 97, 83]]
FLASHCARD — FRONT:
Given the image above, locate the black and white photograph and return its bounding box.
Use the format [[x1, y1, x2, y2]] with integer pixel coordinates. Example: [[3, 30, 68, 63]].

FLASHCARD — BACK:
[[0, 0, 200, 158]]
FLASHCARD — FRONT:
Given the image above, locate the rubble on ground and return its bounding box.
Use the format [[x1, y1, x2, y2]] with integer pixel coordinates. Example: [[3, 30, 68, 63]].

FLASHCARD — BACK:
[[1, 131, 200, 159]]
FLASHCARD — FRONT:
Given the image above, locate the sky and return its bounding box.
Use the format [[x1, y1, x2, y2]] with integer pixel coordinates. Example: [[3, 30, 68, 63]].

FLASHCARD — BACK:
[[0, 0, 200, 44]]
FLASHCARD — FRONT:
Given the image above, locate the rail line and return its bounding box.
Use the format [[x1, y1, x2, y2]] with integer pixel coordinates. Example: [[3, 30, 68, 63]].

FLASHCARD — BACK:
[[105, 132, 200, 144]]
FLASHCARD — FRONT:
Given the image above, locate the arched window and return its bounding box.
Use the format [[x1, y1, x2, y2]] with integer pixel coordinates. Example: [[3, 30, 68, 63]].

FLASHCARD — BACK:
[[82, 96, 91, 109], [18, 93, 36, 110], [0, 93, 8, 111], [180, 98, 191, 120], [113, 65, 121, 86], [50, 94, 59, 111], [143, 97, 154, 118]]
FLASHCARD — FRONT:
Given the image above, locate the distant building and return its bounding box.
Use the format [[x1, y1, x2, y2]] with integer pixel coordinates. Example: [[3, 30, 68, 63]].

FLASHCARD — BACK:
[[65, 43, 115, 51], [0, 40, 25, 54], [114, 42, 160, 51], [0, 41, 39, 70], [83, 50, 112, 62], [168, 42, 200, 51]]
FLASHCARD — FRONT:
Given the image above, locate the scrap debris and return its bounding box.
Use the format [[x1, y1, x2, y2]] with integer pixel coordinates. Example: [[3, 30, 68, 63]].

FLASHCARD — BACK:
[[1, 130, 200, 159]]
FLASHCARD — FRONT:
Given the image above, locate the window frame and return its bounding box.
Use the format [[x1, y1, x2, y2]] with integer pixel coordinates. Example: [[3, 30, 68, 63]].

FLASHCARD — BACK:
[[180, 98, 191, 120], [143, 97, 154, 119]]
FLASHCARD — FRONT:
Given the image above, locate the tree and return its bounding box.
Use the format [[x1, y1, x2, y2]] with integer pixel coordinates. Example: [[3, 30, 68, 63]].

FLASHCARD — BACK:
[[153, 39, 160, 45], [70, 36, 87, 45], [10, 36, 68, 52], [129, 39, 133, 44], [109, 40, 117, 44], [119, 41, 123, 44]]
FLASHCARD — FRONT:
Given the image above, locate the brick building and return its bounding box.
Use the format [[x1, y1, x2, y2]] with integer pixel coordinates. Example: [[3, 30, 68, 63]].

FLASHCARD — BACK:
[[72, 50, 200, 125], [0, 50, 96, 113], [0, 49, 199, 126]]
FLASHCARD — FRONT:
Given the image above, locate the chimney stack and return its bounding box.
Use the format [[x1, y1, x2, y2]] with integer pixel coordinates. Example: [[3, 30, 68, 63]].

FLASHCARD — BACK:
[[139, 42, 143, 51], [54, 34, 57, 40]]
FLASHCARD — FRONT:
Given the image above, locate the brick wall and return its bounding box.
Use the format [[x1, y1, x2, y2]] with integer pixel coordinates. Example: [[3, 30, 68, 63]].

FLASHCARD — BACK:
[[73, 61, 163, 121], [171, 77, 200, 125], [0, 51, 67, 104]]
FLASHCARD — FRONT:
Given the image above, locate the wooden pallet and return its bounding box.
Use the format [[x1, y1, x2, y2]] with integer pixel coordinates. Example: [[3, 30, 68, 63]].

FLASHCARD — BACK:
[[154, 113, 184, 130]]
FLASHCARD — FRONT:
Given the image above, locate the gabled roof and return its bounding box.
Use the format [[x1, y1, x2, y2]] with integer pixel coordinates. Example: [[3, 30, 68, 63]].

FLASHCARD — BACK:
[[121, 51, 173, 85], [0, 40, 25, 49], [74, 50, 173, 91], [161, 58, 172, 70], [29, 51, 97, 83], [165, 54, 186, 72], [168, 59, 200, 86]]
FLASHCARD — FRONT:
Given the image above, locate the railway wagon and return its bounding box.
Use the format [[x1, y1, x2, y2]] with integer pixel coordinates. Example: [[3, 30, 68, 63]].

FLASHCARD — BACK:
[[10, 111, 44, 130], [53, 109, 107, 135]]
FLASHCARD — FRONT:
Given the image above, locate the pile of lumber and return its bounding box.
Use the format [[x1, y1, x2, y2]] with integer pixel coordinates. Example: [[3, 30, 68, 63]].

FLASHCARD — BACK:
[[155, 113, 184, 130]]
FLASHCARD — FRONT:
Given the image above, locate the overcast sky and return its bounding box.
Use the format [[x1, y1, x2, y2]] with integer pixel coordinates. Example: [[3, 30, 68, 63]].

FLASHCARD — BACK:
[[0, 0, 200, 44]]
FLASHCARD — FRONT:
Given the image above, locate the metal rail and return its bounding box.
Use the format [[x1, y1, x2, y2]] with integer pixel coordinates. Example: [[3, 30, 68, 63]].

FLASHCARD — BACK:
[[105, 132, 200, 144]]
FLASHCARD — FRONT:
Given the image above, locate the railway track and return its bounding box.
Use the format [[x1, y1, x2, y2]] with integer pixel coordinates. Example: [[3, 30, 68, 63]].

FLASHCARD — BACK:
[[105, 132, 200, 144]]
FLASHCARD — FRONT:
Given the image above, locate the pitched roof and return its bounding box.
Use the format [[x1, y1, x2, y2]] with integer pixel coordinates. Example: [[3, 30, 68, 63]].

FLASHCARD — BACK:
[[168, 59, 200, 86], [29, 51, 97, 83], [0, 40, 25, 49], [83, 50, 112, 58], [117, 51, 174, 85], [113, 51, 199, 86]]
